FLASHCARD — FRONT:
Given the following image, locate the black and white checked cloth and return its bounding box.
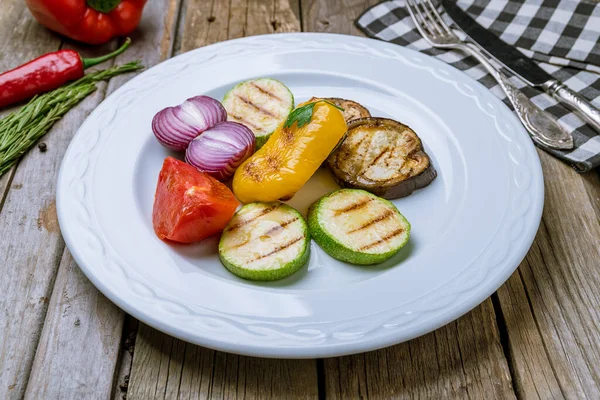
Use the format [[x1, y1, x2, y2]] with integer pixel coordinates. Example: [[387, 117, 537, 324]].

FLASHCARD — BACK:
[[357, 0, 600, 172]]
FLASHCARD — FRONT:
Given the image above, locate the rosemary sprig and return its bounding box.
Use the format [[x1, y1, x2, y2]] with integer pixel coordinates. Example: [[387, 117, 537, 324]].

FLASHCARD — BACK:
[[0, 61, 144, 177]]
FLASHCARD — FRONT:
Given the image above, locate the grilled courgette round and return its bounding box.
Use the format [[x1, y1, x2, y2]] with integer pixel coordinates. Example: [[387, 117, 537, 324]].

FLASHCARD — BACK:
[[219, 202, 310, 281], [308, 189, 410, 265], [223, 78, 294, 148]]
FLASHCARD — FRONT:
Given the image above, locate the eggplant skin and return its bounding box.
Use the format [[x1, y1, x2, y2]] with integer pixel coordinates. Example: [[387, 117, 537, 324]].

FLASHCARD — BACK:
[[327, 117, 437, 199], [322, 98, 371, 123]]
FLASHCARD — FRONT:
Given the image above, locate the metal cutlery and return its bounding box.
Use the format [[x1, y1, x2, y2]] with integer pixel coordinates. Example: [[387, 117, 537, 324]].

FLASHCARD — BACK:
[[405, 0, 574, 150], [441, 0, 600, 137]]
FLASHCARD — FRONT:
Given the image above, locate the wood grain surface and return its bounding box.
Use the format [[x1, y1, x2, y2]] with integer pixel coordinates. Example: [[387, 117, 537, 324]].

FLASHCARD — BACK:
[[1, 0, 600, 399], [128, 324, 318, 400], [495, 151, 600, 399], [0, 2, 74, 397]]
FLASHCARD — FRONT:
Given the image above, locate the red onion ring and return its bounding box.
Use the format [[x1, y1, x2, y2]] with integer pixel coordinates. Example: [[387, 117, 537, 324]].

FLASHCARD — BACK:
[[152, 95, 227, 151], [185, 121, 255, 181]]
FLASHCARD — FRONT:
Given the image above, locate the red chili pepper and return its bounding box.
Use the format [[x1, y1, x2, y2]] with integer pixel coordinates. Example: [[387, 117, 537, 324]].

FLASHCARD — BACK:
[[0, 38, 131, 109], [25, 0, 147, 45]]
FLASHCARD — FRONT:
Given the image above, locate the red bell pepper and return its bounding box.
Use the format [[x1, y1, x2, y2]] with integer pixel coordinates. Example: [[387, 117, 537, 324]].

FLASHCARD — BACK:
[[25, 0, 147, 45]]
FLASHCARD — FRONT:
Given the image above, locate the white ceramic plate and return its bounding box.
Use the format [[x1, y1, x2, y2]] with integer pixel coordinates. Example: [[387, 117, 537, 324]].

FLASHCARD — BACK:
[[57, 33, 543, 358]]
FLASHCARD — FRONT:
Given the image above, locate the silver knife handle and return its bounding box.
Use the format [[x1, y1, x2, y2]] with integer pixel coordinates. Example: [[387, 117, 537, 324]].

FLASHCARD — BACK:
[[543, 80, 600, 134], [462, 43, 573, 150]]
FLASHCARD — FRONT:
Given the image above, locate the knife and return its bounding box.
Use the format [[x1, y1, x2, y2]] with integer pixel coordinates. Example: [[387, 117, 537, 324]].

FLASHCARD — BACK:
[[441, 0, 600, 135]]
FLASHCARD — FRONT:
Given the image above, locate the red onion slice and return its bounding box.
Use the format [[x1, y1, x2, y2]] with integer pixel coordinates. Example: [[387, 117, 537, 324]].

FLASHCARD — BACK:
[[185, 121, 255, 181], [152, 95, 227, 151]]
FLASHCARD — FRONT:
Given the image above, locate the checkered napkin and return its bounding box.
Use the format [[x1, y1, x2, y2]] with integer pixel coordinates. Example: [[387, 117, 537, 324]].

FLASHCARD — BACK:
[[356, 0, 600, 172]]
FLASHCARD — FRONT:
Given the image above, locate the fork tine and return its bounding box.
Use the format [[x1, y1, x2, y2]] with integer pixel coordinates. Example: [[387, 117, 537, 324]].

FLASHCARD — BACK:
[[406, 0, 435, 43], [415, 0, 445, 36], [423, 0, 452, 34]]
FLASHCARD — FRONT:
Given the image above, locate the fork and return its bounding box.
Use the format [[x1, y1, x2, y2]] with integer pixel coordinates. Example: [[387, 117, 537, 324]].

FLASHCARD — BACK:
[[405, 0, 573, 150]]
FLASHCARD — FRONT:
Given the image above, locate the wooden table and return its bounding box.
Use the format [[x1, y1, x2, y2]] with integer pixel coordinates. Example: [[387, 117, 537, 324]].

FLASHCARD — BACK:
[[1, 0, 600, 398]]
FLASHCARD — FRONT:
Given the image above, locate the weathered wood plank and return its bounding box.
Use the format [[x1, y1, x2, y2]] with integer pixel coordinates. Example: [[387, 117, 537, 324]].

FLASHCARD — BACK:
[[129, 324, 319, 400], [0, 3, 64, 397], [0, 1, 60, 80], [113, 317, 139, 400], [21, 1, 182, 399], [495, 272, 562, 399], [581, 170, 600, 225], [22, 252, 123, 400], [303, 0, 516, 398], [323, 301, 515, 399], [246, 0, 300, 35], [127, 2, 314, 398], [0, 66, 106, 400], [301, 0, 379, 34], [495, 151, 600, 399]]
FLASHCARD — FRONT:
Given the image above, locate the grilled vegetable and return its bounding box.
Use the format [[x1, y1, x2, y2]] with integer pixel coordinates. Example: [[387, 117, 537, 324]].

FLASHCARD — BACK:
[[152, 96, 227, 151], [328, 118, 436, 199], [313, 97, 371, 123], [185, 121, 255, 181], [153, 157, 239, 243], [222, 78, 294, 148], [219, 202, 310, 281], [308, 189, 410, 265], [233, 100, 347, 203]]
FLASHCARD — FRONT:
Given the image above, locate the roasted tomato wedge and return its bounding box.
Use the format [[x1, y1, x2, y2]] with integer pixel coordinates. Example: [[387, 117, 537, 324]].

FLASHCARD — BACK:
[[153, 157, 239, 243]]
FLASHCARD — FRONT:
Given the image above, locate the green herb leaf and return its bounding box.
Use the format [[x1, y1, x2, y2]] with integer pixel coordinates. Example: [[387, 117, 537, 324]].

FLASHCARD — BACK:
[[283, 100, 345, 129], [284, 102, 315, 129]]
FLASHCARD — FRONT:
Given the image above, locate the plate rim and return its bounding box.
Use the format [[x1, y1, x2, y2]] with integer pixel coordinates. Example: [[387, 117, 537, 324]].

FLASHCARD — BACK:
[[56, 32, 544, 358]]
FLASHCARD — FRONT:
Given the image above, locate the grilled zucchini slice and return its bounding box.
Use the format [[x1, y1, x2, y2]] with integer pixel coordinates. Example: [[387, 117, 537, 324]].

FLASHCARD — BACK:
[[219, 202, 310, 281], [328, 118, 437, 199], [222, 78, 294, 148], [308, 189, 410, 265]]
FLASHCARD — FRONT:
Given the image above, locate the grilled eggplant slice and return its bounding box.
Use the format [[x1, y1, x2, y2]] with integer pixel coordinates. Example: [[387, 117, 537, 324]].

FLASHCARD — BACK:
[[327, 118, 436, 199], [323, 98, 371, 123], [308, 189, 410, 265], [219, 202, 310, 281], [223, 78, 294, 148], [308, 97, 371, 123]]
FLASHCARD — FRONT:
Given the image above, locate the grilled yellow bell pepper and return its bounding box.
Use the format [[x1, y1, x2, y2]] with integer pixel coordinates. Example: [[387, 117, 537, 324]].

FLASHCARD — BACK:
[[233, 100, 347, 203]]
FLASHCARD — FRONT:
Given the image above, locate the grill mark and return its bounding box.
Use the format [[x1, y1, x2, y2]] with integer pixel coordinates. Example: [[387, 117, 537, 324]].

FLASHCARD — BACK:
[[229, 113, 261, 131], [250, 83, 283, 101], [266, 155, 279, 170], [251, 236, 304, 262], [243, 160, 265, 182], [226, 204, 281, 232], [334, 198, 373, 215], [358, 228, 405, 251], [236, 95, 276, 118], [355, 134, 367, 149], [348, 210, 394, 234], [370, 147, 390, 166], [262, 217, 299, 237], [349, 134, 367, 156], [231, 238, 250, 249], [359, 133, 375, 175]]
